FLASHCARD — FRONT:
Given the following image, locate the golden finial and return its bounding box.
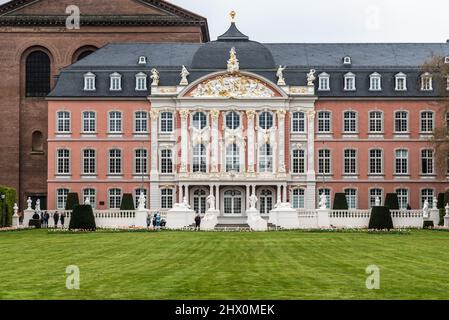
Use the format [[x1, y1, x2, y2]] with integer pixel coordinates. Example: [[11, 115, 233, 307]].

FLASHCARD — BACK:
[[230, 10, 236, 23]]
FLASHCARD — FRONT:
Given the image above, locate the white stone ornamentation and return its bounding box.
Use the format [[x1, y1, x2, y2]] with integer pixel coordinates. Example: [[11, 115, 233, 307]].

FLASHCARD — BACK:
[[35, 199, 41, 212], [319, 193, 328, 210], [375, 197, 381, 207], [206, 194, 216, 211], [423, 200, 430, 219], [26, 197, 32, 210], [84, 197, 90, 205], [276, 65, 286, 86], [227, 47, 240, 73], [188, 74, 276, 98], [307, 69, 316, 86], [150, 68, 160, 87], [432, 197, 438, 210], [180, 65, 190, 86], [137, 192, 147, 211]]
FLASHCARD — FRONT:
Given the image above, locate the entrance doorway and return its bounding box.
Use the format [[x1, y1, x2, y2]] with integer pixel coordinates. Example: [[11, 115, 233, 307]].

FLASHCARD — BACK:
[[259, 189, 274, 215], [192, 188, 207, 214], [223, 189, 243, 215]]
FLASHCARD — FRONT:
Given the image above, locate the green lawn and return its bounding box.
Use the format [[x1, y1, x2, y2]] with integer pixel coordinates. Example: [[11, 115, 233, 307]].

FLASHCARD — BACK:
[[1, 229, 449, 300]]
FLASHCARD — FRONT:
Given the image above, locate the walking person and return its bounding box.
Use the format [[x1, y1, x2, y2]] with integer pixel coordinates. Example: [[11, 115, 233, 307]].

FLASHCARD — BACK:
[[53, 211, 60, 228], [195, 214, 201, 231], [60, 212, 66, 228], [146, 213, 151, 228]]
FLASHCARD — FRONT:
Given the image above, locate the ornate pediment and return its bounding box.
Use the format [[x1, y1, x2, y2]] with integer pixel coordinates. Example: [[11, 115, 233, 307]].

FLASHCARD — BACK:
[[187, 74, 277, 98]]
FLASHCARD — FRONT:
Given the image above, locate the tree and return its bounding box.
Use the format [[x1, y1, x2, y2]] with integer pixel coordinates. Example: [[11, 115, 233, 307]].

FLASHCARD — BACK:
[[0, 185, 17, 227], [422, 56, 449, 176]]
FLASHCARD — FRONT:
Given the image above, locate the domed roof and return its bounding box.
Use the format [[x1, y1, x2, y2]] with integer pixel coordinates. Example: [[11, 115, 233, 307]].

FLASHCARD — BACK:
[[191, 22, 276, 70]]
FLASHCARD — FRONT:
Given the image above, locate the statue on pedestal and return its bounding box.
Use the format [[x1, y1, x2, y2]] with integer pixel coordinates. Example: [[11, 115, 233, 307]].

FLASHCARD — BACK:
[[276, 65, 286, 86], [26, 197, 32, 210], [307, 69, 316, 86], [319, 193, 328, 210], [423, 200, 430, 218], [249, 193, 258, 209], [227, 47, 240, 73], [137, 192, 146, 211], [84, 197, 91, 206], [180, 65, 190, 86], [150, 68, 160, 86], [35, 199, 41, 213], [206, 194, 215, 211], [375, 197, 381, 207], [432, 197, 438, 210]]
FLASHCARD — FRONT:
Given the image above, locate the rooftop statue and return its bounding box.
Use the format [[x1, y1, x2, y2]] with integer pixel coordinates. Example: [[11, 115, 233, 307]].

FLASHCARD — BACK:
[[227, 47, 240, 73]]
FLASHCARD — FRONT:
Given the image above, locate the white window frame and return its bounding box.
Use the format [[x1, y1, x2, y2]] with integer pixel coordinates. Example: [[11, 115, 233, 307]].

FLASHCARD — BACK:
[[160, 149, 173, 174], [317, 111, 332, 133], [192, 144, 207, 173], [292, 188, 305, 209], [110, 72, 122, 91], [420, 111, 434, 133], [161, 188, 174, 209], [134, 149, 148, 175], [82, 111, 96, 133], [56, 149, 70, 175], [192, 112, 208, 130], [344, 188, 358, 209], [292, 149, 305, 174], [369, 188, 383, 208], [108, 149, 122, 175], [82, 148, 96, 175], [369, 149, 383, 175], [421, 73, 433, 91], [395, 73, 407, 91], [225, 143, 241, 172], [318, 73, 330, 91], [108, 111, 123, 134], [344, 72, 356, 91], [343, 56, 352, 65], [259, 143, 273, 173], [56, 188, 69, 210], [291, 112, 306, 133], [396, 188, 409, 210], [343, 111, 357, 133], [343, 149, 357, 175], [134, 111, 148, 134], [135, 72, 147, 91], [258, 111, 274, 130], [421, 149, 434, 175], [394, 111, 409, 133], [108, 188, 122, 209], [318, 149, 331, 174], [225, 111, 241, 130], [369, 72, 382, 91], [56, 111, 71, 133], [421, 188, 434, 207], [160, 112, 174, 133], [83, 72, 96, 91], [395, 149, 409, 175], [368, 111, 383, 133], [83, 188, 96, 208]]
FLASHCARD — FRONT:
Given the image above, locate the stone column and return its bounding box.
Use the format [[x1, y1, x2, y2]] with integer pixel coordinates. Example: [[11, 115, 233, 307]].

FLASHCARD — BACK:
[[306, 110, 317, 209], [211, 109, 220, 173], [277, 185, 282, 203], [246, 110, 256, 174], [215, 184, 220, 214], [150, 109, 159, 175], [179, 109, 190, 173], [179, 184, 184, 203], [277, 109, 287, 176], [282, 184, 287, 203], [246, 185, 251, 210]]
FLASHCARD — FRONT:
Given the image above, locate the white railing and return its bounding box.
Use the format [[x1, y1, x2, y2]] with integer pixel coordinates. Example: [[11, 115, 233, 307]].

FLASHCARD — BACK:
[[94, 210, 136, 228], [390, 210, 423, 228], [329, 209, 371, 228], [297, 209, 318, 229]]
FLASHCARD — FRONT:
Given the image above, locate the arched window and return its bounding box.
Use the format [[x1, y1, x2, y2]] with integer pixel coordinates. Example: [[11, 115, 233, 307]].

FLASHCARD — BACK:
[[259, 112, 273, 129], [26, 51, 51, 97], [259, 144, 273, 172], [226, 144, 240, 172], [223, 189, 242, 215], [192, 112, 207, 130], [32, 131, 44, 152], [193, 189, 207, 214], [226, 111, 240, 129], [259, 189, 273, 215], [193, 144, 206, 173]]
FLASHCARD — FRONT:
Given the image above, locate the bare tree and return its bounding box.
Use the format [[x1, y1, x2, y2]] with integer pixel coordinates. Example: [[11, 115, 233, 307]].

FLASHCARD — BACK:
[[422, 55, 449, 177]]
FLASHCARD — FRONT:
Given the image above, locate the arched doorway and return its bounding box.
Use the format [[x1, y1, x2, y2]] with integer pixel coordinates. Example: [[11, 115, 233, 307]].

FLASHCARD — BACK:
[[25, 50, 51, 97], [259, 189, 274, 215], [223, 188, 244, 216], [192, 188, 207, 214]]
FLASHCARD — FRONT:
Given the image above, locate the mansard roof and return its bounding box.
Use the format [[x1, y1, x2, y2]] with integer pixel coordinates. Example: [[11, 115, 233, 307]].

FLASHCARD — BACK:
[[0, 0, 210, 41], [48, 21, 449, 99]]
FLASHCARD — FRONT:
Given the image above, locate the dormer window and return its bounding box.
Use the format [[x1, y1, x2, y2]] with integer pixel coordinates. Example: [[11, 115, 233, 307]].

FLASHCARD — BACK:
[[83, 72, 96, 91], [318, 72, 330, 91], [444, 56, 449, 64], [110, 72, 122, 91], [395, 73, 407, 91], [138, 56, 147, 65], [421, 72, 433, 91], [344, 72, 356, 91], [343, 56, 352, 65], [135, 72, 147, 91], [369, 72, 382, 91]]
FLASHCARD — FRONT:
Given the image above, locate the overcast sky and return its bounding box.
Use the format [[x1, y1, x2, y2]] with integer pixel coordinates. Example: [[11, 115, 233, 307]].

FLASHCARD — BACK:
[[1, 0, 448, 43]]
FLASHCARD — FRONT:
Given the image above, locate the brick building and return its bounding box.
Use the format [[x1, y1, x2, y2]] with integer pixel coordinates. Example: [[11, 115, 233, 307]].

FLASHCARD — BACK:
[[0, 0, 209, 209]]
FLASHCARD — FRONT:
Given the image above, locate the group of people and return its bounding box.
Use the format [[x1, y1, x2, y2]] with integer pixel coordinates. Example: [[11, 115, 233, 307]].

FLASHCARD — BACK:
[[147, 212, 166, 229], [32, 211, 66, 228]]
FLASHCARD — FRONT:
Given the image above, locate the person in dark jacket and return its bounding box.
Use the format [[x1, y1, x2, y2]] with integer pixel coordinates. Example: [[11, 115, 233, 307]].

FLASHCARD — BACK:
[[53, 211, 60, 228], [44, 211, 50, 228], [60, 212, 66, 228], [152, 213, 157, 229], [194, 214, 201, 231]]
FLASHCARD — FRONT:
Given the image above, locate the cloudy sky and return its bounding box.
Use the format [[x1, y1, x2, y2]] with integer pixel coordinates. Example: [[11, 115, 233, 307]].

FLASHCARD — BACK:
[[1, 0, 448, 43]]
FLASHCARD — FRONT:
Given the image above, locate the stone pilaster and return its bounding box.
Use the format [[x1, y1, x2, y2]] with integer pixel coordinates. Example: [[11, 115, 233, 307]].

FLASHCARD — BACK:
[[179, 109, 190, 173], [150, 109, 159, 176], [277, 109, 287, 177], [246, 110, 256, 174], [210, 109, 220, 173]]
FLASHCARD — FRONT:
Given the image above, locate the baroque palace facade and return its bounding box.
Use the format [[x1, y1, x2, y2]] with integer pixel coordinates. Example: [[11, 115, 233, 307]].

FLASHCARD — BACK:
[[46, 16, 449, 215]]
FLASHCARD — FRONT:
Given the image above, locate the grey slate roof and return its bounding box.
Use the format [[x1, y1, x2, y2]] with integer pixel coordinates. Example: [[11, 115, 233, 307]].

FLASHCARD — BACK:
[[49, 23, 449, 98]]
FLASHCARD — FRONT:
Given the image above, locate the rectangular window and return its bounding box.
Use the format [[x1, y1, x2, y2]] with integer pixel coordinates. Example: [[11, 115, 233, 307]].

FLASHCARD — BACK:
[[421, 149, 434, 175], [318, 149, 331, 174], [370, 76, 381, 91], [396, 189, 409, 209], [345, 189, 357, 209], [109, 112, 122, 133], [109, 189, 122, 209], [292, 189, 305, 209], [395, 111, 408, 133], [57, 149, 70, 174], [318, 76, 330, 91], [109, 149, 122, 175], [57, 111, 71, 133], [84, 74, 96, 91], [369, 111, 383, 133], [421, 112, 434, 133], [292, 112, 305, 133], [421, 75, 433, 91], [134, 149, 147, 174], [369, 149, 383, 174], [395, 149, 408, 174], [161, 149, 173, 174], [135, 76, 147, 91], [134, 188, 147, 209], [395, 76, 407, 91], [83, 149, 96, 175], [318, 112, 331, 133], [344, 75, 356, 91], [161, 189, 173, 209], [56, 189, 69, 210], [317, 189, 331, 209], [135, 111, 148, 133], [292, 149, 305, 174], [343, 111, 357, 133], [82, 111, 96, 133], [421, 189, 434, 207], [343, 149, 357, 174], [160, 112, 173, 133], [110, 74, 122, 91]]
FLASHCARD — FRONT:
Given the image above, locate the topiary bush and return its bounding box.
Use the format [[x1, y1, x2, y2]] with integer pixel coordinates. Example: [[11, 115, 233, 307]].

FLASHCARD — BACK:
[[0, 185, 17, 227], [423, 220, 434, 229], [439, 207, 446, 226], [368, 206, 394, 230], [69, 205, 96, 231], [384, 193, 399, 210], [333, 193, 348, 210], [65, 192, 80, 210], [120, 193, 135, 210], [437, 193, 445, 209]]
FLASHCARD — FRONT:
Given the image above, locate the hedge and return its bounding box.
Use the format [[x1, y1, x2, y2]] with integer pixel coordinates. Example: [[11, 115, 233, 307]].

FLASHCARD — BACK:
[[384, 193, 399, 210], [120, 193, 135, 210], [69, 205, 96, 231], [333, 193, 348, 210], [0, 185, 17, 227], [65, 192, 79, 210], [368, 206, 393, 230]]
